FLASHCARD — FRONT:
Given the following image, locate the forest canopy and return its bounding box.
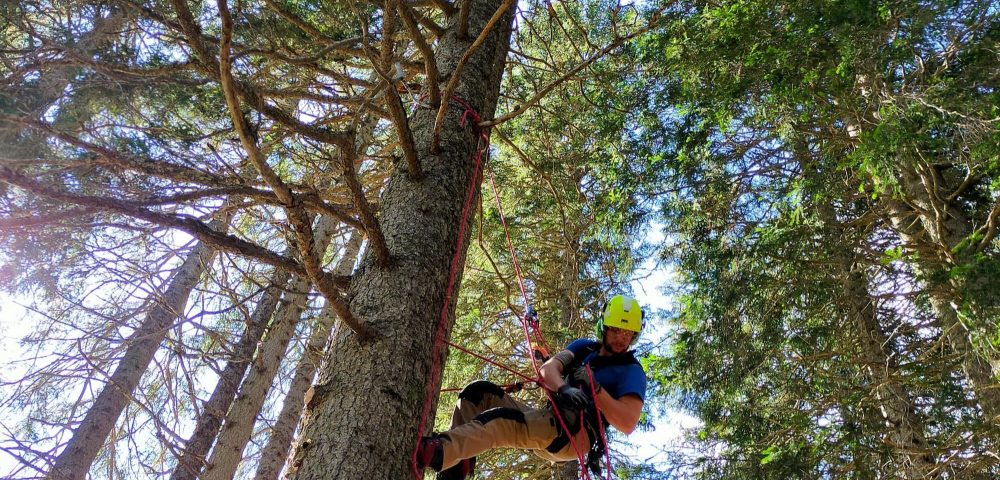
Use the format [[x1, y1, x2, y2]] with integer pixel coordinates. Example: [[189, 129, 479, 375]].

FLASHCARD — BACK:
[[1, 0, 998, 479]]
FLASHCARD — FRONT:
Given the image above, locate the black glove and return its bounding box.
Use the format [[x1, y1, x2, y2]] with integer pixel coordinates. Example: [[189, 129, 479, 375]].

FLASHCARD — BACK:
[[557, 384, 590, 409], [572, 366, 602, 395]]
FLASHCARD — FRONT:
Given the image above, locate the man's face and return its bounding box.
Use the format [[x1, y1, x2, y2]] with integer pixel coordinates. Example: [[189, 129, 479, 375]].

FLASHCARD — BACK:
[[602, 326, 636, 354]]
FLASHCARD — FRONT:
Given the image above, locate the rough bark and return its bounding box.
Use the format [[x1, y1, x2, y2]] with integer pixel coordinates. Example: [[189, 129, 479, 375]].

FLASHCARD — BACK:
[[285, 1, 516, 478], [200, 215, 340, 480], [48, 219, 223, 480], [170, 266, 292, 480], [252, 231, 363, 480]]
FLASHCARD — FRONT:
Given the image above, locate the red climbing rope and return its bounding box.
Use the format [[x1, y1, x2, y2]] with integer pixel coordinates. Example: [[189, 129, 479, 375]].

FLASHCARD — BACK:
[[411, 95, 595, 479], [444, 340, 536, 384], [586, 366, 613, 480], [484, 158, 593, 477], [484, 162, 553, 363], [411, 95, 490, 479]]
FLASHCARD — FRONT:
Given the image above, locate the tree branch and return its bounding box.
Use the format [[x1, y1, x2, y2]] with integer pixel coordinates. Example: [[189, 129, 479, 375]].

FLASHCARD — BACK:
[[397, 0, 441, 108], [0, 165, 306, 276], [0, 207, 98, 229], [480, 26, 648, 128], [218, 0, 369, 339], [336, 139, 390, 268]]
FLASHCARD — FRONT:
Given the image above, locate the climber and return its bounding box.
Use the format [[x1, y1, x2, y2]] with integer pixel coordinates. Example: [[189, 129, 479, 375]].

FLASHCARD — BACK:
[[416, 294, 648, 479]]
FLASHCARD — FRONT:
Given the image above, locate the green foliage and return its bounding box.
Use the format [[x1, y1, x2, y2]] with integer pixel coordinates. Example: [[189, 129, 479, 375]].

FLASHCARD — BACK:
[[641, 0, 1000, 477]]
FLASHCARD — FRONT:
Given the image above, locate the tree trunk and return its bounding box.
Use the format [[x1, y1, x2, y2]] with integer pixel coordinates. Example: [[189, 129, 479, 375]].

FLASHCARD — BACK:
[[253, 232, 363, 480], [841, 262, 937, 478], [49, 219, 223, 480], [799, 136, 938, 475], [884, 165, 1000, 423], [199, 216, 341, 480], [170, 266, 292, 480], [285, 2, 516, 478]]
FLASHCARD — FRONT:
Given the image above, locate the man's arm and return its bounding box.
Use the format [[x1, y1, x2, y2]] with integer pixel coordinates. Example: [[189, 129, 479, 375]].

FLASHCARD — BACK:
[[538, 349, 574, 392], [594, 391, 643, 435]]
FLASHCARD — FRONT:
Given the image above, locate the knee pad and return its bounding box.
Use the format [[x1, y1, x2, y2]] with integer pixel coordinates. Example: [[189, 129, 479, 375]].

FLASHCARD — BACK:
[[473, 407, 526, 426], [458, 380, 505, 406]]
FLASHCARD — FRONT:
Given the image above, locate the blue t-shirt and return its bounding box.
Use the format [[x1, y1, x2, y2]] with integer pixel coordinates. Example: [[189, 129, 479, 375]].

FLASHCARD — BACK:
[[565, 339, 646, 402]]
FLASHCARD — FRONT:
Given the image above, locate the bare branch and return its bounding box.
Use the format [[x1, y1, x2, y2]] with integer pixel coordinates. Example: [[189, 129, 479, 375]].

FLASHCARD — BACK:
[[397, 1, 441, 108], [0, 207, 98, 229], [0, 165, 306, 276], [976, 199, 1000, 252], [337, 139, 390, 268], [457, 0, 471, 39]]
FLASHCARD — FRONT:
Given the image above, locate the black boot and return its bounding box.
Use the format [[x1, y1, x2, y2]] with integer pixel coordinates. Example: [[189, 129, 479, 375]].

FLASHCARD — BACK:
[[415, 436, 444, 472]]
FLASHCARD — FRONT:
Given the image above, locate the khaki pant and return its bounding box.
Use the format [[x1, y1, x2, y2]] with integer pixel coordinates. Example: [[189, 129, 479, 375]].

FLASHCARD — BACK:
[[438, 381, 591, 470]]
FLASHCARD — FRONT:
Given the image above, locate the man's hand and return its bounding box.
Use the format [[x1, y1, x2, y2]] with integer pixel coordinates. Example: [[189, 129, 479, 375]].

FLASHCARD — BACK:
[[572, 366, 602, 395], [556, 384, 590, 409]]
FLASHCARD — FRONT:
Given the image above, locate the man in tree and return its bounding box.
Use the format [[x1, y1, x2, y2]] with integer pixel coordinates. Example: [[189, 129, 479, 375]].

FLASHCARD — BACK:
[[416, 295, 648, 479]]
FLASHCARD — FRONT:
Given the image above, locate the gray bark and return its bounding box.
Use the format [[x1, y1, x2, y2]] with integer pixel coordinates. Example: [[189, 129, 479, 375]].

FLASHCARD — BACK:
[[200, 216, 340, 480], [170, 266, 292, 480], [285, 2, 516, 478], [252, 232, 363, 480], [49, 219, 223, 480]]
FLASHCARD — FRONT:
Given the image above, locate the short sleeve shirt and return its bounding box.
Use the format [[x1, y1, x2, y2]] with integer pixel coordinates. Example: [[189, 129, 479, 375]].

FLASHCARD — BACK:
[[565, 339, 647, 402]]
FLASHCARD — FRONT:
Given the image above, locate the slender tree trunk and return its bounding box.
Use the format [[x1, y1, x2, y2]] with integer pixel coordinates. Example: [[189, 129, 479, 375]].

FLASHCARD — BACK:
[[170, 266, 292, 480], [49, 218, 225, 480], [841, 111, 1000, 424], [252, 232, 363, 480], [285, 2, 516, 478], [803, 140, 937, 475], [841, 262, 937, 478], [200, 216, 340, 480]]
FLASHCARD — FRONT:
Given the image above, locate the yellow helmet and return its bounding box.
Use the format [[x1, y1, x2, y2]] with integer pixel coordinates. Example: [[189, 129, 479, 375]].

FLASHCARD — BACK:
[[596, 295, 644, 343]]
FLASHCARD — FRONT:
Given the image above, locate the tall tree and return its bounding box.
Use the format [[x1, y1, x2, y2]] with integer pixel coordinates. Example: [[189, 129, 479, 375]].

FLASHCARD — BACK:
[[1, 1, 668, 477], [646, 0, 999, 476], [284, 1, 518, 478]]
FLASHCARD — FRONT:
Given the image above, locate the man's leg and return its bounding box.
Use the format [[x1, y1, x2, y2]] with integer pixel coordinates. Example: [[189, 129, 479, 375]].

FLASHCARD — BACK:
[[450, 381, 523, 424], [435, 381, 523, 477], [438, 403, 575, 470]]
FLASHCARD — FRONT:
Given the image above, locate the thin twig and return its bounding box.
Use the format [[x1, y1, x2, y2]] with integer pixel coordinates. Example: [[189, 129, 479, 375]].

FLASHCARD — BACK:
[[480, 26, 648, 128]]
